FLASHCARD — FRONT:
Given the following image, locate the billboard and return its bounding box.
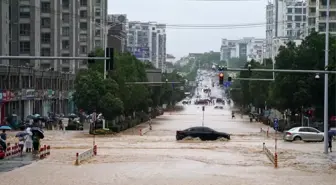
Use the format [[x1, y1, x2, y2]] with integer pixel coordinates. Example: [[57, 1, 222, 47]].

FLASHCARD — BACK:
[[127, 47, 150, 59]]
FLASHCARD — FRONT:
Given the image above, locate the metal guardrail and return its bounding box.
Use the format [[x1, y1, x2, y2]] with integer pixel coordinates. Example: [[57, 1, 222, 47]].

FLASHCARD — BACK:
[[263, 143, 278, 168]]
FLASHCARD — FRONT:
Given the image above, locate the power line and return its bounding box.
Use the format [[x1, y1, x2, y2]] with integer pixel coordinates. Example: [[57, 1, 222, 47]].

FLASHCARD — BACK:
[[17, 4, 290, 30]]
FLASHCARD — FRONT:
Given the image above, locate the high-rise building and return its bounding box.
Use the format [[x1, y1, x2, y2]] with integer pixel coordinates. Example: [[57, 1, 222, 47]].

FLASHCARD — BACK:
[[0, 0, 107, 73], [220, 38, 264, 63], [306, 0, 336, 35], [127, 21, 166, 71], [265, 0, 306, 59]]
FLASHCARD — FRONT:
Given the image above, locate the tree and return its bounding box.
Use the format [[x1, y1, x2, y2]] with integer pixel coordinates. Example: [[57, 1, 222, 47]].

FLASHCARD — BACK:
[[73, 70, 123, 120], [230, 32, 336, 120]]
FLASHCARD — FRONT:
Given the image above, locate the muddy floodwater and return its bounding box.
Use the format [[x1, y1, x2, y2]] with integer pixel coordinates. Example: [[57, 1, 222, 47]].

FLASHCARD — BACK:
[[1, 105, 335, 185]]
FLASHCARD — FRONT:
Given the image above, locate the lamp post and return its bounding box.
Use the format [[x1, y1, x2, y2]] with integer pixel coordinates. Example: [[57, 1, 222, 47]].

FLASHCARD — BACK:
[[323, 0, 330, 154], [94, 22, 123, 79]]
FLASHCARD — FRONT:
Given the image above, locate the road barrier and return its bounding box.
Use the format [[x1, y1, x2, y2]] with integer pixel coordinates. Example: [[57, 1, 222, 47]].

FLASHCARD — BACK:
[[139, 125, 151, 136], [260, 128, 269, 137], [75, 145, 97, 165], [5, 143, 20, 159], [39, 145, 51, 159], [263, 143, 278, 168]]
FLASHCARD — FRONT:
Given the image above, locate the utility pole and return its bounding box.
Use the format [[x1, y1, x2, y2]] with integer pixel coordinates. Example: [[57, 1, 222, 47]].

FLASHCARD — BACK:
[[323, 0, 330, 154]]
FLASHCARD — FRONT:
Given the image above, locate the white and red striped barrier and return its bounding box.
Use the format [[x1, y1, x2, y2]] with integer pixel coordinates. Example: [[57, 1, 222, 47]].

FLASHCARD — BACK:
[[260, 128, 269, 137], [139, 125, 152, 136], [5, 143, 21, 159], [39, 145, 51, 159], [75, 145, 97, 165]]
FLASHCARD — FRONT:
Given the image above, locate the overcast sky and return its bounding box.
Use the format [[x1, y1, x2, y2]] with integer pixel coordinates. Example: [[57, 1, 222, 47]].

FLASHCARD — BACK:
[[108, 0, 266, 59]]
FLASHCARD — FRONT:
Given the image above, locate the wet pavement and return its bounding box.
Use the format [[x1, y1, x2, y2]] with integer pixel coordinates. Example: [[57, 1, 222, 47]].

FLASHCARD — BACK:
[[1, 73, 335, 184], [0, 104, 335, 185], [0, 153, 34, 172]]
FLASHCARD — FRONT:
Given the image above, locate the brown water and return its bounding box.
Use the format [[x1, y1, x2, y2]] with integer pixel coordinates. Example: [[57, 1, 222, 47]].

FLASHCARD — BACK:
[[1, 105, 335, 185]]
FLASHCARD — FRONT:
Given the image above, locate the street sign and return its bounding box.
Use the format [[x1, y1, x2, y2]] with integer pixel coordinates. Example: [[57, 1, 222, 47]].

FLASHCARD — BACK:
[[274, 118, 278, 130], [202, 106, 205, 111], [224, 81, 232, 88]]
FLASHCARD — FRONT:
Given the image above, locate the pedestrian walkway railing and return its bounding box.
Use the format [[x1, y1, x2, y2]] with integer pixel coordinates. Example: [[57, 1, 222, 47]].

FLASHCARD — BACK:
[[263, 143, 278, 168], [75, 145, 97, 165]]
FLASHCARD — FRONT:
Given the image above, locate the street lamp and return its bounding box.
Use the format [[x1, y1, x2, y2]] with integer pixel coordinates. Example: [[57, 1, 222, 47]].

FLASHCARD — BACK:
[[323, 0, 330, 154], [93, 22, 123, 79]]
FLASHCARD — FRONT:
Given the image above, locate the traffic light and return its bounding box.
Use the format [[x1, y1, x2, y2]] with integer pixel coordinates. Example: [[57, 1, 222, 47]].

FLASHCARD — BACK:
[[228, 76, 232, 82], [106, 48, 114, 71], [88, 53, 95, 64], [219, 73, 224, 85]]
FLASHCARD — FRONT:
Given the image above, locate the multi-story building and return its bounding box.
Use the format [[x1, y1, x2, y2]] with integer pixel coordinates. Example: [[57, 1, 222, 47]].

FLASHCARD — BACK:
[[127, 21, 167, 71], [220, 38, 265, 63], [265, 0, 306, 59], [107, 14, 128, 53], [0, 0, 107, 73], [307, 0, 336, 35]]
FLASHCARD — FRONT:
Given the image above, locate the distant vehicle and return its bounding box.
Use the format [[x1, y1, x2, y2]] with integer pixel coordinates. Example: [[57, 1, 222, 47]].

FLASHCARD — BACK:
[[176, 126, 230, 141], [216, 98, 224, 104], [214, 106, 224, 109], [283, 127, 324, 142]]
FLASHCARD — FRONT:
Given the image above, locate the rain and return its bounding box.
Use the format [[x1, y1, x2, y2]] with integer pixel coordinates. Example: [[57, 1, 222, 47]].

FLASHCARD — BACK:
[[0, 70, 335, 185]]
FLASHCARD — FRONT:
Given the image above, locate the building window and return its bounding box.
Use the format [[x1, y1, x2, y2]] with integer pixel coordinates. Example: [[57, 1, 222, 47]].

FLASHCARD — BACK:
[[62, 40, 70, 49], [95, 11, 101, 16], [62, 27, 70, 36], [41, 48, 51, 56], [95, 30, 101, 37], [80, 10, 87, 18], [80, 34, 87, 42], [80, 22, 87, 30], [287, 23, 292, 28], [95, 40, 101, 47], [294, 16, 302, 21], [20, 41, 30, 53], [294, 8, 302, 14], [287, 16, 292, 21], [62, 54, 70, 64], [80, 46, 87, 53], [41, 2, 51, 13], [62, 13, 70, 23], [80, 0, 87, 6], [96, 0, 101, 5], [19, 24, 30, 36], [19, 6, 30, 18], [62, 0, 69, 8], [41, 18, 51, 28], [95, 19, 100, 24], [41, 33, 51, 44]]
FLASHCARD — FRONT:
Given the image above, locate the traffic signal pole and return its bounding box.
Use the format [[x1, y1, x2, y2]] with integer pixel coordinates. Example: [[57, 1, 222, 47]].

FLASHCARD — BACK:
[[225, 68, 336, 74]]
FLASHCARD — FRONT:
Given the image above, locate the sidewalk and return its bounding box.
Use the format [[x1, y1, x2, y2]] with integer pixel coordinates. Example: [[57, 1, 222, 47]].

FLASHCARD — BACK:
[[0, 153, 34, 172]]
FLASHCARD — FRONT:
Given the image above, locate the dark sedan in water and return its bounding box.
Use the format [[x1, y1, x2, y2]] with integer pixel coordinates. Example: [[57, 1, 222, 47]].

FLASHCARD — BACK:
[[176, 126, 230, 141]]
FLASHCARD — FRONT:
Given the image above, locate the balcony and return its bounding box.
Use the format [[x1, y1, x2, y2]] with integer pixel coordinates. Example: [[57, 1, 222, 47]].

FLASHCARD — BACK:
[[319, 16, 336, 21], [308, 12, 316, 17], [320, 5, 336, 11]]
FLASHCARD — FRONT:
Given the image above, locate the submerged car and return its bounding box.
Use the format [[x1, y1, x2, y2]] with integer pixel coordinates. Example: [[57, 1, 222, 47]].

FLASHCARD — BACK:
[[283, 127, 324, 142], [176, 126, 230, 141]]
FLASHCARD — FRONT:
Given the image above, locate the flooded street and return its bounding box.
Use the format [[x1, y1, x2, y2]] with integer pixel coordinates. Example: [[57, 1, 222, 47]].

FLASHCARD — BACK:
[[1, 104, 335, 185]]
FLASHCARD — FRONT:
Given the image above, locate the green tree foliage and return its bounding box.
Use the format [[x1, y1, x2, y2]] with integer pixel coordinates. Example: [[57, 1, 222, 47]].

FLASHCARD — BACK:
[[74, 49, 188, 119], [230, 32, 336, 119]]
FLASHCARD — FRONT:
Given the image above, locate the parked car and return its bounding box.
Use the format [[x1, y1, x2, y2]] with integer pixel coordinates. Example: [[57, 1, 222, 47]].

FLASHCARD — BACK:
[[176, 126, 230, 141], [283, 127, 324, 142]]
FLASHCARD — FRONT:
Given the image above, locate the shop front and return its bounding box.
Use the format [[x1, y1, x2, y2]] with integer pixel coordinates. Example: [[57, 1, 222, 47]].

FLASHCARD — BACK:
[[21, 89, 35, 118]]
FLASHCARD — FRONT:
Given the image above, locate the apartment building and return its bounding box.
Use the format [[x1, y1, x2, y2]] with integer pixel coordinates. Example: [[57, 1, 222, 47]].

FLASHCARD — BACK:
[[0, 0, 107, 73], [265, 0, 306, 59], [107, 14, 128, 53], [127, 21, 167, 71], [220, 38, 265, 63], [307, 0, 336, 35]]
